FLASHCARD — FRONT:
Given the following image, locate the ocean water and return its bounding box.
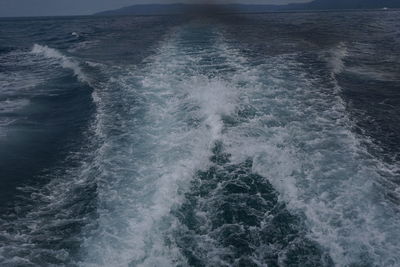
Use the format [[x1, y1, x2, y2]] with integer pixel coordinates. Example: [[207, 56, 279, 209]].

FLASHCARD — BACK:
[[0, 11, 400, 267]]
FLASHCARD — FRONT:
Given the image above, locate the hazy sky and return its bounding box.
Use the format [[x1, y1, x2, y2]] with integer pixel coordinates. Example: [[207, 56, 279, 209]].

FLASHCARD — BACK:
[[0, 0, 311, 17]]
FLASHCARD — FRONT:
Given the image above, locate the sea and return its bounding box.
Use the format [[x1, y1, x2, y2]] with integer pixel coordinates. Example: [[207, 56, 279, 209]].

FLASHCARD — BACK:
[[0, 10, 400, 267]]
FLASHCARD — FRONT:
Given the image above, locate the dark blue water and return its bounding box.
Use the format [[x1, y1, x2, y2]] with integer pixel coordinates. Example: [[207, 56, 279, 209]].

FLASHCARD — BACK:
[[0, 11, 399, 266]]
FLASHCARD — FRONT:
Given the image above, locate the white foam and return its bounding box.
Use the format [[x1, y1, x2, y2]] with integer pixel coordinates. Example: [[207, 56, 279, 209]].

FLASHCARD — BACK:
[[79, 27, 241, 266], [326, 42, 348, 75], [216, 41, 400, 266], [31, 44, 90, 84], [2, 25, 398, 267]]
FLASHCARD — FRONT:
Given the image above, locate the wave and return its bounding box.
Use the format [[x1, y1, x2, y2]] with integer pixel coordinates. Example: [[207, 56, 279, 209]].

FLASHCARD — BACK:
[[78, 28, 224, 266], [75, 24, 400, 267], [2, 22, 399, 267], [31, 44, 91, 84], [0, 98, 30, 113], [218, 41, 400, 266], [0, 158, 97, 266], [0, 46, 97, 266], [326, 42, 348, 76], [347, 66, 400, 82], [167, 30, 334, 266], [327, 42, 399, 83]]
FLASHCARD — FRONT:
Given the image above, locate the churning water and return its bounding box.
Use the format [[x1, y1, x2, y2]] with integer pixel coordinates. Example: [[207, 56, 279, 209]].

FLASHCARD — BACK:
[[1, 11, 400, 266]]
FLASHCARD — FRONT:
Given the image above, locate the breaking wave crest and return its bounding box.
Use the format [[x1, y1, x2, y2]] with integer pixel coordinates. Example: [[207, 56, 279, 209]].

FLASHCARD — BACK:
[[32, 44, 91, 84], [326, 42, 348, 76]]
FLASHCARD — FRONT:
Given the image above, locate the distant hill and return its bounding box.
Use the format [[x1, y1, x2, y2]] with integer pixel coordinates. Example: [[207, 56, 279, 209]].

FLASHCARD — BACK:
[[94, 1, 400, 16], [305, 0, 400, 10], [94, 4, 280, 16]]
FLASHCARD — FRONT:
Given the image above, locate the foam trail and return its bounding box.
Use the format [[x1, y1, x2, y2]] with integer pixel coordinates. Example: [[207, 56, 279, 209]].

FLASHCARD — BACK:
[[79, 25, 400, 266], [167, 30, 336, 266], [78, 26, 240, 266], [2, 22, 398, 267], [216, 38, 400, 266]]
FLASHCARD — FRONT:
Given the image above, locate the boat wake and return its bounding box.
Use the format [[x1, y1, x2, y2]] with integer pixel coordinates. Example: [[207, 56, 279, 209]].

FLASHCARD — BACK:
[[1, 21, 400, 267]]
